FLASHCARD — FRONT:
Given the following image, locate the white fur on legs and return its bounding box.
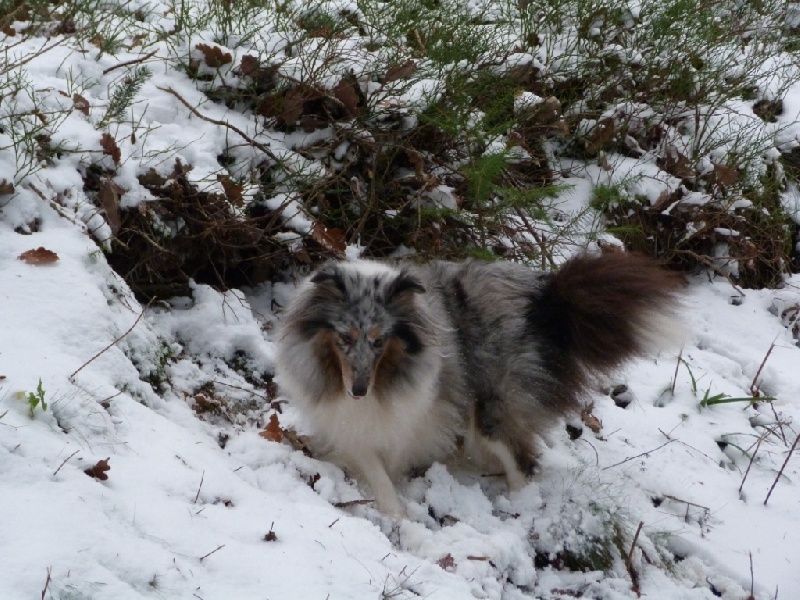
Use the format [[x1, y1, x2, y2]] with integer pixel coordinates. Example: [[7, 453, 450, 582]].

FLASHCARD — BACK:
[[483, 439, 528, 492], [347, 452, 406, 519]]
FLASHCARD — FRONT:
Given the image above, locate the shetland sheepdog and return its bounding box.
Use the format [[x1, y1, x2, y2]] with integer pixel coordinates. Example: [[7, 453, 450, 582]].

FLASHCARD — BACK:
[[276, 253, 682, 517]]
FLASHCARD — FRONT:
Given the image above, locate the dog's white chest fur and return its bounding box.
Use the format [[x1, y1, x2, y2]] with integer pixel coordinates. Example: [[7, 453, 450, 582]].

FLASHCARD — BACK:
[[303, 367, 443, 476]]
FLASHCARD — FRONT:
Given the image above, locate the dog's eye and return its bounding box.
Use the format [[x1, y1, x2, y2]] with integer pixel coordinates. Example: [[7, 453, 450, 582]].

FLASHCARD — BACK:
[[339, 332, 354, 345], [372, 337, 385, 349]]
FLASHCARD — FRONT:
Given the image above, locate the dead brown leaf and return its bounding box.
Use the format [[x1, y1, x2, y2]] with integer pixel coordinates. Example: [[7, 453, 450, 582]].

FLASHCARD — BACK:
[[311, 223, 346, 254], [585, 118, 616, 155], [263, 527, 278, 542], [332, 79, 360, 117], [170, 158, 193, 179], [239, 54, 261, 78], [581, 403, 603, 433], [84, 458, 111, 480], [658, 150, 695, 180], [283, 428, 313, 457], [196, 43, 232, 68], [280, 86, 308, 126], [18, 247, 59, 265], [709, 163, 738, 188], [259, 413, 283, 443], [437, 553, 457, 572], [97, 178, 124, 233], [383, 60, 417, 83], [0, 179, 14, 196], [137, 168, 167, 187], [100, 133, 121, 165], [72, 93, 90, 116], [217, 174, 244, 207]]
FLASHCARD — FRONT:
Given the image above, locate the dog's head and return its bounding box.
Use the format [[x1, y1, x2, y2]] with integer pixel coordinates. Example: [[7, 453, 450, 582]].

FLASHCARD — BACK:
[[296, 262, 426, 400]]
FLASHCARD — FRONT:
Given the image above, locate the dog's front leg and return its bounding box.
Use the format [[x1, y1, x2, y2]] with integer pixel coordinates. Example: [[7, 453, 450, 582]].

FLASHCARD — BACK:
[[348, 452, 406, 519]]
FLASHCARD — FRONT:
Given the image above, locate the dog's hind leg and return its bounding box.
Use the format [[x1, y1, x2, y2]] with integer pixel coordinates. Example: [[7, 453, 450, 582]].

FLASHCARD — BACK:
[[472, 394, 536, 492], [345, 452, 406, 519], [482, 439, 528, 491]]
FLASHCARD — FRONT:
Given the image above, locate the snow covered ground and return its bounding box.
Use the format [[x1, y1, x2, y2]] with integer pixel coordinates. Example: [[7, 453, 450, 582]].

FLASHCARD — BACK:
[[2, 203, 800, 599], [3, 1, 800, 598]]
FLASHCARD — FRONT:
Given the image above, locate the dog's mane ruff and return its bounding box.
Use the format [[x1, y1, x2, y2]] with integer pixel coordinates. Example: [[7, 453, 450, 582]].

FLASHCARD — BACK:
[[275, 260, 459, 491]]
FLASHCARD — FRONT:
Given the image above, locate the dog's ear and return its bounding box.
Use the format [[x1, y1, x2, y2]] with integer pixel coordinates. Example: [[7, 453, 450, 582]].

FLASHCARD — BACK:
[[386, 270, 425, 303], [310, 263, 346, 297]]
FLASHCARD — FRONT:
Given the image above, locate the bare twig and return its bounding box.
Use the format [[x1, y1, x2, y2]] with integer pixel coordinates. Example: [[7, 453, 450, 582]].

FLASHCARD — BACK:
[[41, 567, 51, 600], [670, 350, 682, 396], [68, 298, 154, 382], [769, 402, 788, 445], [625, 521, 644, 597], [602, 440, 674, 470], [660, 493, 711, 512], [156, 87, 287, 169], [748, 551, 755, 600], [750, 336, 778, 396], [194, 470, 205, 504], [764, 432, 800, 506], [53, 449, 80, 477], [199, 544, 225, 562], [333, 499, 374, 508], [102, 51, 158, 75], [739, 429, 770, 495], [1, 35, 73, 77]]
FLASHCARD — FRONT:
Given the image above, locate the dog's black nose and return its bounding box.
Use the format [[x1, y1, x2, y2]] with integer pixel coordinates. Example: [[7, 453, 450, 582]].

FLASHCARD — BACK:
[[352, 382, 368, 398]]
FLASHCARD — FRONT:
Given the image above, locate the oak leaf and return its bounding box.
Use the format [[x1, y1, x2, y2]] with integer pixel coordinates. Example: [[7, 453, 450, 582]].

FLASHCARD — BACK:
[[84, 458, 111, 480], [383, 60, 417, 83], [72, 93, 90, 116], [259, 413, 283, 443], [100, 133, 121, 165], [332, 79, 360, 117], [196, 43, 232, 68], [311, 223, 346, 254], [18, 247, 59, 265], [97, 178, 124, 233]]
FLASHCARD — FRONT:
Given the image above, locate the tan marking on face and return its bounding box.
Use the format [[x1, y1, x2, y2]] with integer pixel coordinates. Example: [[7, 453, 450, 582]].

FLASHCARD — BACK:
[[373, 336, 406, 396], [312, 330, 346, 396], [348, 326, 360, 343], [367, 326, 382, 342]]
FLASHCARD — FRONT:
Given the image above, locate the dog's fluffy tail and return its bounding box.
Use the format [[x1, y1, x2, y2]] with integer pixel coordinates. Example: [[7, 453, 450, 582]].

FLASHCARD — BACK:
[[531, 252, 684, 377]]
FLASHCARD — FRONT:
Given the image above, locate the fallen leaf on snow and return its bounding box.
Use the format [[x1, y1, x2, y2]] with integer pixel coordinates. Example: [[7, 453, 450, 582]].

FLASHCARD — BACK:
[[97, 178, 124, 233], [196, 43, 232, 68], [580, 403, 602, 433], [383, 60, 417, 83], [100, 133, 121, 165], [437, 553, 457, 572], [72, 93, 90, 116], [0, 179, 15, 196], [18, 247, 59, 265], [259, 413, 283, 443], [84, 458, 111, 480]]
